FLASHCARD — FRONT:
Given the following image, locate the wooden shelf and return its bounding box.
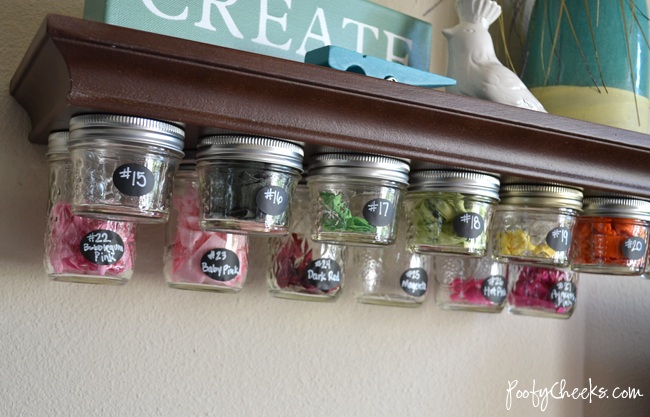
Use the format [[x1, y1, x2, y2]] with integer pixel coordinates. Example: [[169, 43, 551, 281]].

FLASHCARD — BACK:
[[10, 14, 650, 197]]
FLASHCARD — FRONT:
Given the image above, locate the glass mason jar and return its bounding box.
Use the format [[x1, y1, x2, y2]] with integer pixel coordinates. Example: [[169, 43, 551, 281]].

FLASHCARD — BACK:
[[507, 264, 578, 319], [164, 156, 249, 292], [44, 131, 137, 285], [196, 135, 304, 235], [353, 208, 431, 307], [433, 249, 508, 313], [571, 193, 650, 275], [307, 152, 410, 246], [267, 184, 346, 301], [405, 168, 500, 257], [68, 114, 185, 223], [492, 180, 583, 267]]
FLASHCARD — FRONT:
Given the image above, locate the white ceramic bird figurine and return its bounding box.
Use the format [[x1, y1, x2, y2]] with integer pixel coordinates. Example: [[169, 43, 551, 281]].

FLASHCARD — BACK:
[[443, 0, 546, 112]]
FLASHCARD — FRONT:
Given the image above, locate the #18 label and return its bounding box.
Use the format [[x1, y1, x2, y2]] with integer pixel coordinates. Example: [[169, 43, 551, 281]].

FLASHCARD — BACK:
[[113, 163, 155, 196], [546, 227, 571, 251], [306, 258, 342, 292], [550, 281, 577, 309], [400, 268, 428, 297], [362, 198, 396, 227], [453, 212, 484, 239], [256, 186, 289, 216], [80, 229, 125, 265], [481, 275, 507, 304], [200, 249, 240, 282]]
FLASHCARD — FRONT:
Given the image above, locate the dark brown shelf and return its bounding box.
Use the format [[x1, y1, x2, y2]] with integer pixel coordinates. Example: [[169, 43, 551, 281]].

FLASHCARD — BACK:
[[10, 14, 650, 197]]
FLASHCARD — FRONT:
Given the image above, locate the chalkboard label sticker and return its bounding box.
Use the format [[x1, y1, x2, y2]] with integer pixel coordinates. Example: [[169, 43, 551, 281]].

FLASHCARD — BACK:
[[362, 198, 396, 227], [80, 229, 125, 265], [305, 258, 342, 292], [453, 212, 485, 239], [621, 237, 646, 260], [550, 281, 577, 309], [481, 275, 507, 304], [200, 249, 241, 282], [546, 227, 571, 252], [256, 186, 290, 216], [400, 268, 428, 297], [112, 163, 155, 197]]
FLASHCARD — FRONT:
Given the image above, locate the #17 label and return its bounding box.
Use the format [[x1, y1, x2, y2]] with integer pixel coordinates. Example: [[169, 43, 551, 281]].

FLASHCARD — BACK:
[[200, 249, 241, 282], [113, 163, 155, 196], [363, 198, 395, 227], [256, 186, 289, 216], [80, 229, 125, 265]]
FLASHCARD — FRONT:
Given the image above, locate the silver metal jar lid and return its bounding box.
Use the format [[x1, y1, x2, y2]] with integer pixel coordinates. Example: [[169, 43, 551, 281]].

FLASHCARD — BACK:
[[307, 152, 410, 185], [409, 169, 500, 200], [47, 131, 69, 156], [499, 182, 584, 210], [581, 192, 650, 221], [197, 135, 304, 171], [68, 114, 185, 154]]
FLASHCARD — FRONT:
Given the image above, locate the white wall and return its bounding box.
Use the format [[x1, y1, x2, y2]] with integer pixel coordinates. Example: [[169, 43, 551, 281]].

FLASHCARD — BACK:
[[0, 1, 647, 416]]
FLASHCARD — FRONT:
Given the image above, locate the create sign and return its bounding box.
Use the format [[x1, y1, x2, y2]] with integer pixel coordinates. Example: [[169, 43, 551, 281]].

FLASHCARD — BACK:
[[84, 0, 432, 70]]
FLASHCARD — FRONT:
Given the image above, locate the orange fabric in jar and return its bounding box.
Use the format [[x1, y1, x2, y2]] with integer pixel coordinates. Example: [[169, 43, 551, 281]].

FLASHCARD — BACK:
[[573, 217, 647, 265]]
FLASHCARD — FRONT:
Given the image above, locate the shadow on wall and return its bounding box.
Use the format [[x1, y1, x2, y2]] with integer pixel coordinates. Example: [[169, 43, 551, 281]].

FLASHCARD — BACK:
[[581, 274, 650, 416]]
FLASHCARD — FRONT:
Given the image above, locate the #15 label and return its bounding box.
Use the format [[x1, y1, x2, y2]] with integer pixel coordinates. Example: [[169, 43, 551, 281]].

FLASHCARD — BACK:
[[400, 268, 428, 297], [201, 249, 241, 282], [80, 229, 125, 265], [113, 163, 155, 196]]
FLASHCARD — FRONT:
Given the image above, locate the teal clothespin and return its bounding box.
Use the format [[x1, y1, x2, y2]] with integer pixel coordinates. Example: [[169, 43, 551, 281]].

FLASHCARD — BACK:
[[304, 45, 456, 88]]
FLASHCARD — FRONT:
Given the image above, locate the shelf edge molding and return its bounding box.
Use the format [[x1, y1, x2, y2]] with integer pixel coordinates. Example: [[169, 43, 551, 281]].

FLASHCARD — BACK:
[[10, 14, 650, 197]]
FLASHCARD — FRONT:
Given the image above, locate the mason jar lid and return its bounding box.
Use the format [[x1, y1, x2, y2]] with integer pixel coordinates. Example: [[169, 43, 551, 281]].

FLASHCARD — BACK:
[[499, 182, 584, 210], [47, 131, 70, 156], [68, 114, 185, 154], [581, 192, 650, 221], [409, 169, 500, 200], [197, 135, 304, 171], [307, 152, 410, 185]]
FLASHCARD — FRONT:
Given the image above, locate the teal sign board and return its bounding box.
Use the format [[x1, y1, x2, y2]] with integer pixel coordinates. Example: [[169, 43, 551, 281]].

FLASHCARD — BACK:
[[84, 0, 432, 70]]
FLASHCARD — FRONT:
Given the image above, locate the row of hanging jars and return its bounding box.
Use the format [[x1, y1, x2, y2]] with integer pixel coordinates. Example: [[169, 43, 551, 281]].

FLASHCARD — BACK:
[[44, 114, 650, 319]]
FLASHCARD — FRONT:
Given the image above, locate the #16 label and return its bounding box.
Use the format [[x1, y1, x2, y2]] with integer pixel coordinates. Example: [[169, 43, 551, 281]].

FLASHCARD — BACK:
[[80, 229, 125, 265], [481, 275, 507, 304], [200, 249, 240, 282], [363, 198, 395, 227], [113, 163, 155, 196], [256, 186, 289, 216], [453, 212, 484, 239], [400, 268, 428, 297], [306, 258, 342, 291]]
